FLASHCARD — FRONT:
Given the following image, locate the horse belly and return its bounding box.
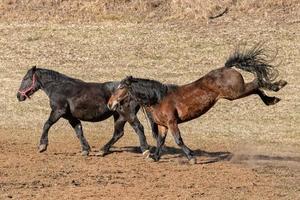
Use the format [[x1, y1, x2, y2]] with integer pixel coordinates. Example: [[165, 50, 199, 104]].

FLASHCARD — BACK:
[[176, 92, 217, 122], [75, 106, 112, 122], [69, 97, 112, 122]]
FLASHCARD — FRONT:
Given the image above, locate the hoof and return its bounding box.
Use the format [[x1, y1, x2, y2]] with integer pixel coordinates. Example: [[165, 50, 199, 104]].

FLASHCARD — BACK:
[[267, 96, 281, 105], [189, 157, 197, 165], [146, 153, 159, 162], [145, 156, 156, 162], [142, 150, 151, 158], [95, 150, 107, 157], [272, 97, 281, 104], [271, 80, 288, 91], [38, 144, 48, 153], [278, 80, 287, 89], [81, 150, 89, 156]]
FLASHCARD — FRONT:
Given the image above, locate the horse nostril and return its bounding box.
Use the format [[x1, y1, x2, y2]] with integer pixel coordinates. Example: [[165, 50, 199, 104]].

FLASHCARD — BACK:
[[17, 92, 25, 101], [17, 92, 21, 100], [17, 93, 23, 101]]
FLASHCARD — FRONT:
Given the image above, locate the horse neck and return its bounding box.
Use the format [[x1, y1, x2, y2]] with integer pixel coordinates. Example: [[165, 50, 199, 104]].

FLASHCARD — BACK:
[[35, 69, 74, 95], [105, 81, 120, 93], [131, 81, 168, 106], [166, 84, 178, 93]]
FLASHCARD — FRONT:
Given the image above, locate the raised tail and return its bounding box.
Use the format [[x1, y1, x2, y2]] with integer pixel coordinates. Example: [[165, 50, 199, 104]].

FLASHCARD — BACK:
[[224, 43, 280, 90]]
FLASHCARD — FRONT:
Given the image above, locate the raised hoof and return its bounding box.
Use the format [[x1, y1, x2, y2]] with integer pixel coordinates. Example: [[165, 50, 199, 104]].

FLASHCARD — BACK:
[[271, 80, 288, 91], [272, 97, 281, 105], [277, 80, 287, 90], [266, 97, 281, 105], [95, 150, 108, 157], [189, 157, 197, 165], [142, 150, 151, 158], [81, 150, 89, 156], [38, 144, 48, 153]]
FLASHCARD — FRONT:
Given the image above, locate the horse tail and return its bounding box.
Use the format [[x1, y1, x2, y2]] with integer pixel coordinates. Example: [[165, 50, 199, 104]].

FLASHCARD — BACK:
[[224, 43, 279, 88]]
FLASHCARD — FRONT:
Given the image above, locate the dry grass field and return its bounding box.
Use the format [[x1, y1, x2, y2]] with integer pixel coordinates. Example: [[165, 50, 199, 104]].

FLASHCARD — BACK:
[[0, 0, 300, 199]]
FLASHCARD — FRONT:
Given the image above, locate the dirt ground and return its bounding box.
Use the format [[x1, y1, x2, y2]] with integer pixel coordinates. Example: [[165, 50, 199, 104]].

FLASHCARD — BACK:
[[0, 128, 299, 200], [0, 2, 300, 199]]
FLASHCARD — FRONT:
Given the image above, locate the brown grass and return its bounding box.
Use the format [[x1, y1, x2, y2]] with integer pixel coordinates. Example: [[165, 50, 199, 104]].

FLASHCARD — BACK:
[[0, 0, 299, 23]]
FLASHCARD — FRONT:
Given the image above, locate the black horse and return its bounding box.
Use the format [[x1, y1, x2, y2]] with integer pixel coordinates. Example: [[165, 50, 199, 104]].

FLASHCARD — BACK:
[[17, 66, 152, 156]]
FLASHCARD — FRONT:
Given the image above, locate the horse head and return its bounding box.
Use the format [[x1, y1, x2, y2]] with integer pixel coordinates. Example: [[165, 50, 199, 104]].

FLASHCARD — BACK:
[[17, 66, 40, 101]]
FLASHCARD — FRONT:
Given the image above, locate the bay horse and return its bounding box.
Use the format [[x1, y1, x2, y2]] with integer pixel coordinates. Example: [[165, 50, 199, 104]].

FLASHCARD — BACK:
[[17, 67, 153, 156], [108, 44, 287, 164]]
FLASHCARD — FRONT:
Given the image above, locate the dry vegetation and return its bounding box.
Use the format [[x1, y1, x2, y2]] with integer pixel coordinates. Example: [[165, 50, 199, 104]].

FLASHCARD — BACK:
[[0, 0, 299, 23], [0, 0, 300, 199]]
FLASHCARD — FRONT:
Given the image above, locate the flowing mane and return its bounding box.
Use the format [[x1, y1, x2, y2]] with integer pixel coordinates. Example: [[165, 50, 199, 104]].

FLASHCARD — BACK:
[[125, 77, 178, 106], [36, 68, 84, 84]]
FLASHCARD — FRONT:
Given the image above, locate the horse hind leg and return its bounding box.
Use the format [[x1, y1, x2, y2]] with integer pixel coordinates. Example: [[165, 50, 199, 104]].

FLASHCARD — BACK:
[[223, 80, 259, 101], [257, 89, 281, 106], [223, 80, 281, 106], [264, 80, 287, 92], [68, 117, 91, 156], [96, 114, 126, 157]]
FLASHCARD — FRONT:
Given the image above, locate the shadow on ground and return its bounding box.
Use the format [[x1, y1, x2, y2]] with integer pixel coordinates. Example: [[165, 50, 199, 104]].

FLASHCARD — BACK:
[[105, 146, 300, 165]]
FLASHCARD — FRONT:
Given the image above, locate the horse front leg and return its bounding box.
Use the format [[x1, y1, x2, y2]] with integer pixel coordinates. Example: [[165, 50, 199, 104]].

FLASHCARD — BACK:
[[168, 121, 196, 164], [128, 116, 150, 156], [39, 110, 64, 153], [121, 102, 150, 156], [146, 111, 168, 154], [149, 125, 168, 162], [68, 117, 91, 156]]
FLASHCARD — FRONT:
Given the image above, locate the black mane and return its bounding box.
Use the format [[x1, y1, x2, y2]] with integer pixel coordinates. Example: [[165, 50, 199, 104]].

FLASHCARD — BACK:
[[126, 77, 178, 106], [35, 68, 84, 84]]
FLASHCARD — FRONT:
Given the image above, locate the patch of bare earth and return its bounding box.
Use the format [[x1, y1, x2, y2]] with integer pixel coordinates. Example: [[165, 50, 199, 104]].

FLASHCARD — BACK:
[[1, 129, 299, 199], [0, 0, 300, 199]]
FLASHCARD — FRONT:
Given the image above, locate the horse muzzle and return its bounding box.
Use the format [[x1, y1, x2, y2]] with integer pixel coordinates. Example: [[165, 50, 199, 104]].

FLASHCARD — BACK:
[[107, 101, 118, 111], [17, 92, 26, 101]]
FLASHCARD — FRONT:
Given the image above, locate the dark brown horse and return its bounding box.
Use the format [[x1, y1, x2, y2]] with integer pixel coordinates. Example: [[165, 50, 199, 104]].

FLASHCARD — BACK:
[[17, 67, 154, 156], [108, 44, 287, 164]]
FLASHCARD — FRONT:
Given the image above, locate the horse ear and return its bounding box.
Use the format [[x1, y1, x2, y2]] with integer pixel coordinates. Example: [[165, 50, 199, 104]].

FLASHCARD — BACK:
[[28, 66, 36, 76], [125, 76, 133, 85], [31, 66, 36, 72]]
